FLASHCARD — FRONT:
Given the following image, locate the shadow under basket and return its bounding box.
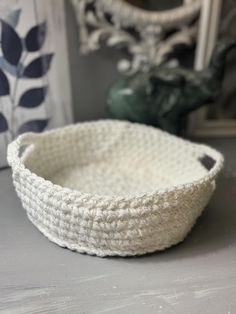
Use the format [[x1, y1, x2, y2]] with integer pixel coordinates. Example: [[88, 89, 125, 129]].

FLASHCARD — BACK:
[[7, 120, 224, 257]]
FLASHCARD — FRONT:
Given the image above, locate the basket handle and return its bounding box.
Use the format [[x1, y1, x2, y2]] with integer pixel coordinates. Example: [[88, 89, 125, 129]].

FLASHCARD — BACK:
[[7, 132, 40, 170], [195, 143, 224, 179]]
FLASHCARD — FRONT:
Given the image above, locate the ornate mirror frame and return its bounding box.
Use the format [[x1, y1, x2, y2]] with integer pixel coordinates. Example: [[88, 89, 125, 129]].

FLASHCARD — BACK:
[[97, 0, 201, 28], [72, 0, 201, 74]]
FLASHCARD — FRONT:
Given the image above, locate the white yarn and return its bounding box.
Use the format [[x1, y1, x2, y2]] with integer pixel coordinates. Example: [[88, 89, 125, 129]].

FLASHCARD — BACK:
[[7, 120, 224, 257]]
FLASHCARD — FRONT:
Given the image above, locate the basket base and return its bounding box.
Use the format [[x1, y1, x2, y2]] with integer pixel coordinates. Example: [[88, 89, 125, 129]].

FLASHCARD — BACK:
[[48, 163, 172, 197]]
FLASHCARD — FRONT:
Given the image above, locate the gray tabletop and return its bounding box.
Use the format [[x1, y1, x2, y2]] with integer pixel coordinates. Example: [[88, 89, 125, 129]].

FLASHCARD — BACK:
[[0, 139, 236, 314]]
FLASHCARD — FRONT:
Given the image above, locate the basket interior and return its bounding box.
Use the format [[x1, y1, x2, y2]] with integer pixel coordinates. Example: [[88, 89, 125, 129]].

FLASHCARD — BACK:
[[23, 121, 208, 197]]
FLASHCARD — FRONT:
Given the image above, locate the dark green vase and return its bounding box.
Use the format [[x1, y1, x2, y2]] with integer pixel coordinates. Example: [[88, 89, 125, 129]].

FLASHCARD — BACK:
[[107, 39, 236, 134]]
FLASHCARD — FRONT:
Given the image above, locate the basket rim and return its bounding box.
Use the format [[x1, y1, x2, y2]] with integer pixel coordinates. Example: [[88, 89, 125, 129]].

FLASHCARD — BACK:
[[7, 120, 224, 205]]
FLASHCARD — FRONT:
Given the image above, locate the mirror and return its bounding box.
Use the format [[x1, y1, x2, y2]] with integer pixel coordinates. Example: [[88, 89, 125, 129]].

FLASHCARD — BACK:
[[125, 0, 184, 12], [72, 0, 201, 74]]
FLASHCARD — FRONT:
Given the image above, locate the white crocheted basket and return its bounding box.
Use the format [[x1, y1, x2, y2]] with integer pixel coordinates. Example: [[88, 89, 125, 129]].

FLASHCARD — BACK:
[[8, 120, 223, 257]]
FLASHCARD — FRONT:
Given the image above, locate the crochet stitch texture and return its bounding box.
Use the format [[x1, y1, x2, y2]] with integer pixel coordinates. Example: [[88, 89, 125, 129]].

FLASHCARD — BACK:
[[7, 120, 224, 257]]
